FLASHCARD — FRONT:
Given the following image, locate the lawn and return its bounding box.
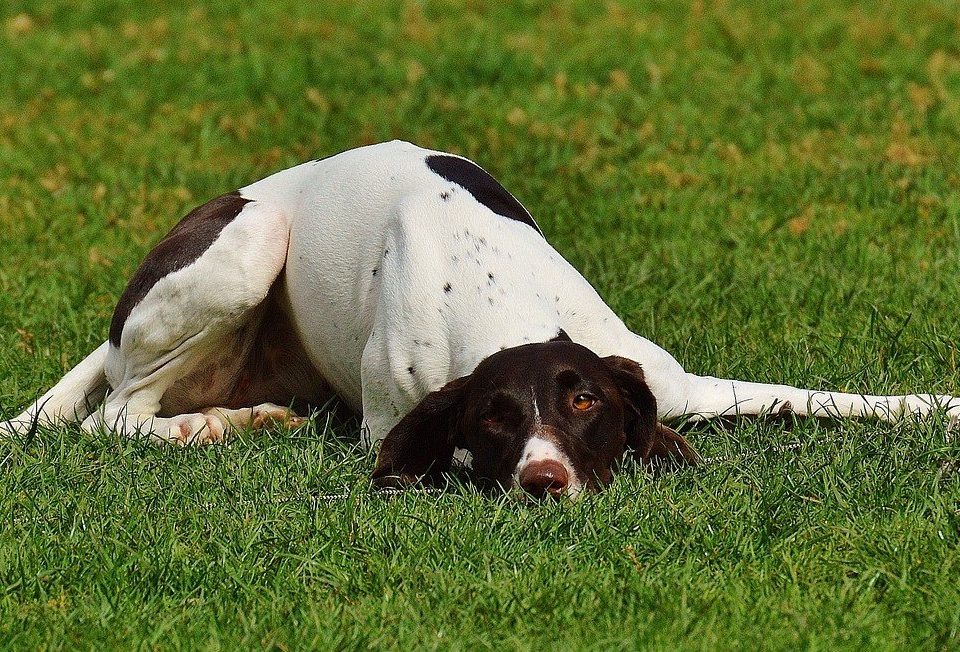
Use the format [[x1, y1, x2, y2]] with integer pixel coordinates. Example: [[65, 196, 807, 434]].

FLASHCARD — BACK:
[[2, 0, 960, 648]]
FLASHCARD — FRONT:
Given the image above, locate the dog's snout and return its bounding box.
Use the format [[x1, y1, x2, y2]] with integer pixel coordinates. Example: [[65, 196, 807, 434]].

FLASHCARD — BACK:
[[519, 460, 569, 498]]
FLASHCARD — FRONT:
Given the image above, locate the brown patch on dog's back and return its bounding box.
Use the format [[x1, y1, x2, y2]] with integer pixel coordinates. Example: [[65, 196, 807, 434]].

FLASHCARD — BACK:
[[109, 191, 251, 346], [425, 154, 543, 236]]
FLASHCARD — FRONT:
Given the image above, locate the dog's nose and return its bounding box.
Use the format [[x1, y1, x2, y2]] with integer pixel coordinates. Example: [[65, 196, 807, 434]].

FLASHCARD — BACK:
[[519, 460, 569, 498]]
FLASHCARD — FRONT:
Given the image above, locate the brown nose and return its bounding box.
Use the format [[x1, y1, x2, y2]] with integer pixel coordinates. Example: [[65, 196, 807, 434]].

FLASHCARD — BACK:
[[519, 460, 569, 498]]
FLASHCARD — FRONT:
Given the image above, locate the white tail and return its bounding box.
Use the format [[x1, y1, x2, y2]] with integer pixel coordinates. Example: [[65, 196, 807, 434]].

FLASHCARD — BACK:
[[1, 341, 110, 435]]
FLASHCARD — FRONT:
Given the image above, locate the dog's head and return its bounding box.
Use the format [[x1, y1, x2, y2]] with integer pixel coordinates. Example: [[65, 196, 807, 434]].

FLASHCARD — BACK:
[[371, 334, 697, 497]]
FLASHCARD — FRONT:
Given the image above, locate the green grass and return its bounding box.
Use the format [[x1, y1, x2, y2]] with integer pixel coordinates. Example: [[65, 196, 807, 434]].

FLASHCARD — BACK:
[[2, 0, 960, 648]]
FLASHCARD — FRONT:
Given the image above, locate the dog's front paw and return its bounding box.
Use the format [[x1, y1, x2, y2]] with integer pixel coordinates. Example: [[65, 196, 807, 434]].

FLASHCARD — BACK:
[[166, 413, 227, 445]]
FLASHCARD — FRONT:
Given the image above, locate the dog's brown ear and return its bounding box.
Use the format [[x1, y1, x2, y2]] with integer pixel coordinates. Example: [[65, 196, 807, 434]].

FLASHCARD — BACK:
[[645, 422, 699, 466], [602, 356, 698, 467], [371, 375, 472, 488]]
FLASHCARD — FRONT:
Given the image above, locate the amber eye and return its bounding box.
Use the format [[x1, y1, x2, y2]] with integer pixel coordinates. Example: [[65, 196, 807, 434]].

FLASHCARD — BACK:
[[481, 411, 502, 426], [572, 393, 598, 411]]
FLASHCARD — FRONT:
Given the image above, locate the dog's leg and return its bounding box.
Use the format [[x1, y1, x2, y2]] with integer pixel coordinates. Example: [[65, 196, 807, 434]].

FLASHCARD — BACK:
[[82, 403, 304, 445], [202, 403, 305, 430], [85, 403, 305, 446], [591, 328, 959, 425], [1, 341, 110, 435], [82, 197, 290, 443], [682, 374, 960, 422]]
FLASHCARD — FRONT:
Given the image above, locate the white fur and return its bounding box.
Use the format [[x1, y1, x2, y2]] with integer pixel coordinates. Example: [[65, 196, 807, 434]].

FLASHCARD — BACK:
[[530, 386, 542, 428], [3, 140, 959, 449]]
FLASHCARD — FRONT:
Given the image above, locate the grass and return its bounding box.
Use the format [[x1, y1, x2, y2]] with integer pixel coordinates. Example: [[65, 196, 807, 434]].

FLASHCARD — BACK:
[[1, 0, 960, 648]]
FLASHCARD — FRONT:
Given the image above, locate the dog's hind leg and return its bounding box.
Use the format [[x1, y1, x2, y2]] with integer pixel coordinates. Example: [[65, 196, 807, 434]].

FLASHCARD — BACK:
[[81, 193, 291, 443], [83, 403, 305, 447], [1, 341, 110, 435], [681, 374, 960, 423]]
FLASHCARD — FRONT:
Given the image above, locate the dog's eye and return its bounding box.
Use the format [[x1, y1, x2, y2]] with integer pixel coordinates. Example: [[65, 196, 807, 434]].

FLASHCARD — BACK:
[[572, 393, 598, 411], [480, 410, 502, 426]]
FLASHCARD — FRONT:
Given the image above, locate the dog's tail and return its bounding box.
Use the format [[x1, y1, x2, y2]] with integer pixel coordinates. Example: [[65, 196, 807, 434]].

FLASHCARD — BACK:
[[1, 341, 110, 436]]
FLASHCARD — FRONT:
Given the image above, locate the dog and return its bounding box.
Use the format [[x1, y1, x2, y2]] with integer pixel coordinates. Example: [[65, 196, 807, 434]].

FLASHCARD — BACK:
[[2, 140, 957, 497]]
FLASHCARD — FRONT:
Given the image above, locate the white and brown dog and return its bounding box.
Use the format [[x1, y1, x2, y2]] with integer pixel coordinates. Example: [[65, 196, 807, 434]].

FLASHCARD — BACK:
[[2, 141, 957, 496]]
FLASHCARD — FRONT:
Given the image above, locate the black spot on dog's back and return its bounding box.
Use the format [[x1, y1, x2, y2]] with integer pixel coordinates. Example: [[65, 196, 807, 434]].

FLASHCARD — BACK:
[[425, 154, 543, 236], [109, 191, 251, 346]]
